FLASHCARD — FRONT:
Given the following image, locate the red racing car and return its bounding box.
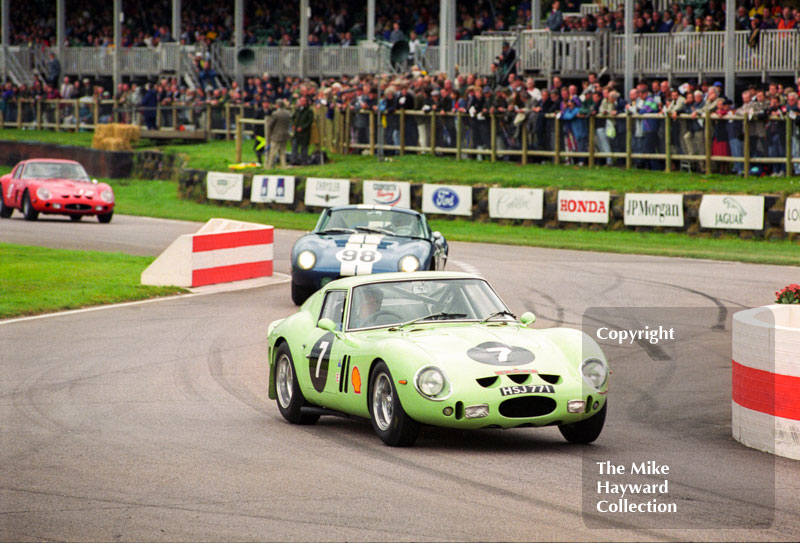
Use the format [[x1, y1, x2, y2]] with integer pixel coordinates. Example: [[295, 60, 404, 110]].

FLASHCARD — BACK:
[[0, 159, 115, 223]]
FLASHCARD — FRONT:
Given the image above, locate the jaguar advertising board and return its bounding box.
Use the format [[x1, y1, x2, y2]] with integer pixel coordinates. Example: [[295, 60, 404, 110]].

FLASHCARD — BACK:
[[784, 197, 800, 233], [362, 180, 411, 208], [557, 190, 610, 224], [251, 175, 295, 204], [699, 195, 764, 230], [304, 177, 350, 208], [206, 172, 244, 202], [488, 188, 544, 220], [422, 184, 472, 216], [624, 193, 684, 227]]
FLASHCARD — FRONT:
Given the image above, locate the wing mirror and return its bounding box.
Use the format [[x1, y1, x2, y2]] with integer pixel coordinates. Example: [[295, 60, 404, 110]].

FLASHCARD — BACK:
[[318, 318, 336, 332], [432, 231, 443, 241], [92, 178, 98, 184], [519, 312, 536, 326]]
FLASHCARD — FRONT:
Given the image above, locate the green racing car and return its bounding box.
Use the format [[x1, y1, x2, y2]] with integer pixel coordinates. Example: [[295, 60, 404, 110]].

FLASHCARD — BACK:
[[267, 271, 609, 446]]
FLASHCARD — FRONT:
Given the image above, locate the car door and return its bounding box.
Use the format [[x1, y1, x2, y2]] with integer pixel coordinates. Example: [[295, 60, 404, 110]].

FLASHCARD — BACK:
[[300, 289, 349, 407], [7, 163, 23, 207]]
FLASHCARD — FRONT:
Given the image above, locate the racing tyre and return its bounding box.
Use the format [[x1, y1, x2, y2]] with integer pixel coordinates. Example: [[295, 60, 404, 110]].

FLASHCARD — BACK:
[[368, 361, 420, 447], [97, 211, 113, 224], [0, 191, 12, 218], [291, 281, 314, 306], [22, 191, 38, 221], [558, 401, 606, 444], [274, 343, 319, 425], [70, 215, 82, 222]]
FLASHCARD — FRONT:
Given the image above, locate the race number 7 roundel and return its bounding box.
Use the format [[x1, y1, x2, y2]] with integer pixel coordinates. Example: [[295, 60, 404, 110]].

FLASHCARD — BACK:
[[467, 342, 535, 366], [308, 332, 335, 392]]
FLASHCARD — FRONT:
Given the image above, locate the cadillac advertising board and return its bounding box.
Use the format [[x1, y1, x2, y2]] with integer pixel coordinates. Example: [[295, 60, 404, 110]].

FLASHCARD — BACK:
[[557, 190, 610, 224], [422, 184, 472, 216], [699, 195, 764, 230], [207, 172, 244, 202], [624, 193, 684, 227], [304, 178, 350, 207], [362, 180, 411, 208], [251, 175, 295, 204], [785, 197, 800, 233], [488, 188, 544, 220]]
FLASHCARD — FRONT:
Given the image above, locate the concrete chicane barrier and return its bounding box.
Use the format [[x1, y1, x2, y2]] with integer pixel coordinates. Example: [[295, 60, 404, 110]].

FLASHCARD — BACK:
[[732, 305, 800, 460], [142, 218, 273, 288]]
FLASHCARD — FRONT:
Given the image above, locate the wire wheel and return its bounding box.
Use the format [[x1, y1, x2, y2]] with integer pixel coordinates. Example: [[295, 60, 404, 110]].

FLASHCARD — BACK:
[[276, 353, 294, 409], [372, 372, 394, 431]]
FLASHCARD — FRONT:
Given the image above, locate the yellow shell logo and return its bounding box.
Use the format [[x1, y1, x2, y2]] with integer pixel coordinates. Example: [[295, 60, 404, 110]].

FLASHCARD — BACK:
[[352, 366, 362, 394]]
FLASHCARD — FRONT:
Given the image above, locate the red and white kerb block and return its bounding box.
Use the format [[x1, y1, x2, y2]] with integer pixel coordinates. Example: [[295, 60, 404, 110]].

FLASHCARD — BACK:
[[732, 305, 800, 460], [142, 218, 273, 288]]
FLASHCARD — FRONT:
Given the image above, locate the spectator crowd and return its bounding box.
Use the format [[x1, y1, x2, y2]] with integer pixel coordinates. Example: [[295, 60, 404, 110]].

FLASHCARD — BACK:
[[8, 1, 800, 50]]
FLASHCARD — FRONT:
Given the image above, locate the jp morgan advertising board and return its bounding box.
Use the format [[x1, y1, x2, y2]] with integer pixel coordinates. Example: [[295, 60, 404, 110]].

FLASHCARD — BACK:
[[699, 194, 764, 230], [488, 188, 544, 220], [624, 193, 684, 227], [304, 178, 350, 207], [422, 184, 472, 216], [206, 172, 244, 202]]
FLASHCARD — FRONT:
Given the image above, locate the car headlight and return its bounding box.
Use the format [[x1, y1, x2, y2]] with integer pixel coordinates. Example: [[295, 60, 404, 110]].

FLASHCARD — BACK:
[[414, 366, 451, 400], [581, 357, 608, 390], [36, 187, 51, 200], [296, 250, 316, 270], [100, 189, 114, 203], [398, 255, 420, 273]]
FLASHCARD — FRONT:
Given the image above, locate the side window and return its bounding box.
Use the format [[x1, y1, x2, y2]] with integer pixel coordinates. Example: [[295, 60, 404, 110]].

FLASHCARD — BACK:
[[319, 290, 347, 331], [12, 165, 22, 179]]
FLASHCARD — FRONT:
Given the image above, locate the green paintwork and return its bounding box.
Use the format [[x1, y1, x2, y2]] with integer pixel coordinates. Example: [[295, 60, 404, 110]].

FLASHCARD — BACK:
[[267, 271, 608, 430]]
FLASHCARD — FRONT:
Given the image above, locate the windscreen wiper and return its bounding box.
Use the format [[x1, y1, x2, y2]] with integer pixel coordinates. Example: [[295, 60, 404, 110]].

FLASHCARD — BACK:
[[316, 227, 356, 234], [480, 310, 517, 324], [390, 312, 468, 330], [355, 225, 394, 235]]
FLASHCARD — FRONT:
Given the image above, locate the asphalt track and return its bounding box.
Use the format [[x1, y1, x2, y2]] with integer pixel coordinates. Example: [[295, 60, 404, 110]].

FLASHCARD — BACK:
[[1, 214, 799, 542]]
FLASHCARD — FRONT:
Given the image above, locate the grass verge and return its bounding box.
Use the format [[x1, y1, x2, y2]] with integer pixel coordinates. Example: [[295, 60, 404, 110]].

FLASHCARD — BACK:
[[0, 243, 185, 319], [111, 179, 800, 266], [2, 129, 797, 194]]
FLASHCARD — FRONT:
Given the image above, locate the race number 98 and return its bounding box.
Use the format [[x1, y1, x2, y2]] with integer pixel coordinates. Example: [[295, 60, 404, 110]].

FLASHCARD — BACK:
[[336, 248, 382, 264]]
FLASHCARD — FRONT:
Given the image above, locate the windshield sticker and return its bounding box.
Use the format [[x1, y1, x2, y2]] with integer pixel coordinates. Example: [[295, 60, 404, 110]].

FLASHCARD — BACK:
[[467, 342, 535, 366], [336, 233, 384, 276], [411, 282, 431, 295]]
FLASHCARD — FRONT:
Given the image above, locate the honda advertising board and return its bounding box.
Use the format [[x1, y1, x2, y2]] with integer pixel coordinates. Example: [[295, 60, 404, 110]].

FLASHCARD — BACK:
[[251, 175, 295, 204], [304, 178, 350, 207], [624, 193, 684, 227], [422, 184, 472, 216], [557, 190, 610, 224], [206, 172, 244, 202], [488, 188, 544, 220], [699, 195, 764, 230], [362, 180, 411, 208]]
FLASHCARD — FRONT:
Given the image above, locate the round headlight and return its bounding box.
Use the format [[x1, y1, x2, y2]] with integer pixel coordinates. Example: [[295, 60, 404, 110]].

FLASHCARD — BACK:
[[415, 366, 447, 399], [296, 250, 316, 270], [100, 189, 114, 203], [398, 255, 420, 273], [36, 187, 51, 200], [581, 358, 608, 390]]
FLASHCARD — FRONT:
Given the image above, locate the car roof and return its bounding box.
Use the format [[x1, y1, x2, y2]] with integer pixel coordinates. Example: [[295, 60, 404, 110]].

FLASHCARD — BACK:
[[22, 159, 82, 165], [323, 271, 482, 289], [328, 204, 421, 216]]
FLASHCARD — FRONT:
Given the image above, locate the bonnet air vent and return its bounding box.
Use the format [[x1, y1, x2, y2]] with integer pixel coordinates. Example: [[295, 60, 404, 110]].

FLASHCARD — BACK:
[[476, 376, 499, 388], [508, 374, 531, 385], [539, 374, 561, 385]]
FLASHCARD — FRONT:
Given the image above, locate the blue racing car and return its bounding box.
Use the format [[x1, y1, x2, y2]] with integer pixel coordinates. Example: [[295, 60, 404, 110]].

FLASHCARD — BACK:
[[290, 205, 449, 305]]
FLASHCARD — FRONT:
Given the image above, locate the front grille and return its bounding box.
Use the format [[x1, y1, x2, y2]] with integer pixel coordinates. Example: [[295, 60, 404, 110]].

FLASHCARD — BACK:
[[65, 204, 92, 211], [499, 396, 556, 418]]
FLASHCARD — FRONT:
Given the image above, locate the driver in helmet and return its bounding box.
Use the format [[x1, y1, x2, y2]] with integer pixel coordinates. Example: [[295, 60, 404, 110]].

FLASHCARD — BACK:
[[351, 288, 384, 328]]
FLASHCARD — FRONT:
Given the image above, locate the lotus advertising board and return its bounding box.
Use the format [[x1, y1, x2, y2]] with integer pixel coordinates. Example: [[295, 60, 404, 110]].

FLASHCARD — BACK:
[[488, 188, 544, 220], [251, 175, 295, 204], [207, 172, 244, 202], [624, 193, 684, 227], [362, 180, 411, 208], [557, 190, 610, 224], [304, 178, 350, 207], [785, 197, 800, 233], [422, 184, 472, 216], [699, 195, 764, 230]]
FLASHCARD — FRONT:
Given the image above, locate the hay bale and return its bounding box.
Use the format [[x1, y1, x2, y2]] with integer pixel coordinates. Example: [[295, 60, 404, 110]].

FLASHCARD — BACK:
[[102, 137, 131, 151], [112, 123, 140, 143]]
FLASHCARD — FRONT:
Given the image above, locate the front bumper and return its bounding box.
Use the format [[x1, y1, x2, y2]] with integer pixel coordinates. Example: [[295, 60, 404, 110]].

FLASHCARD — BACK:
[[33, 196, 114, 216]]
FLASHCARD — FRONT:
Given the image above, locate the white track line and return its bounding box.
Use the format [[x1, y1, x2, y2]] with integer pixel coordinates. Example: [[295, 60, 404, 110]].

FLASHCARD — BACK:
[[449, 259, 483, 277], [0, 273, 291, 326]]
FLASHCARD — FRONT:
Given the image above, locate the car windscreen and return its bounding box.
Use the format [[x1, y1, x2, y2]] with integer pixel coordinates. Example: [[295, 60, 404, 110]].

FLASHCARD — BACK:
[[347, 278, 511, 330], [317, 208, 424, 238], [23, 162, 90, 181]]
